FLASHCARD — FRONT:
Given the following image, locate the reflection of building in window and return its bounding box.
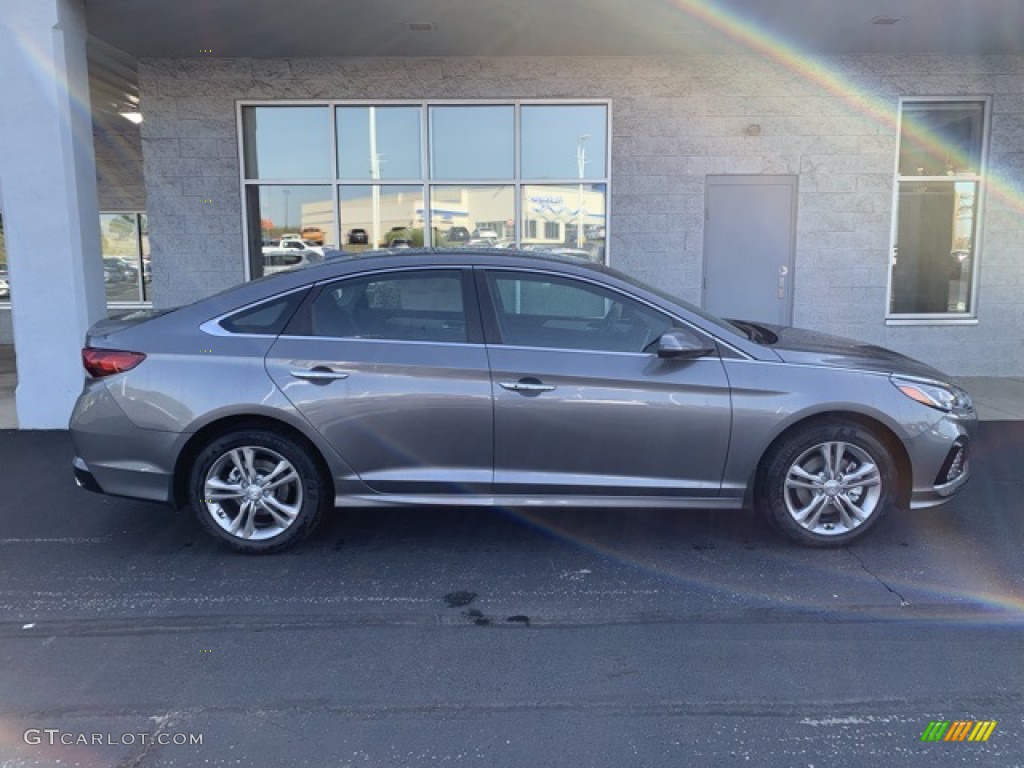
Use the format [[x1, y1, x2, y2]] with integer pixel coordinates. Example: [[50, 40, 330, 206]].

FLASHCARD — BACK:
[[889, 100, 986, 317], [522, 185, 607, 249]]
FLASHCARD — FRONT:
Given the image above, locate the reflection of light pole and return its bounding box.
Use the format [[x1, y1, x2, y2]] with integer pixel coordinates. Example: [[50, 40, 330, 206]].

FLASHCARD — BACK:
[[576, 134, 589, 248], [283, 188, 291, 231], [370, 107, 381, 248]]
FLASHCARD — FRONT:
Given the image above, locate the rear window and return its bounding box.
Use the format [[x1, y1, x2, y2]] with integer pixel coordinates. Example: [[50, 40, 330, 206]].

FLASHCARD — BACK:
[[219, 290, 308, 335]]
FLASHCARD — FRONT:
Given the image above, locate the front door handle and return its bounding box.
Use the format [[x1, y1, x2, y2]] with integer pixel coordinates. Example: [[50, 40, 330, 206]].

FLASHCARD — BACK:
[[290, 366, 350, 382], [499, 378, 556, 393]]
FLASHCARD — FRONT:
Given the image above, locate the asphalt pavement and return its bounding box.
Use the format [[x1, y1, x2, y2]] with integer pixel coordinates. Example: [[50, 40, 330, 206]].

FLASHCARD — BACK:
[[0, 423, 1021, 767]]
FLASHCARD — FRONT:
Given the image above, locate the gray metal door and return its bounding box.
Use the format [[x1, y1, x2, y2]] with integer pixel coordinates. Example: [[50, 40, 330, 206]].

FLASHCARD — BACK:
[[703, 176, 797, 325]]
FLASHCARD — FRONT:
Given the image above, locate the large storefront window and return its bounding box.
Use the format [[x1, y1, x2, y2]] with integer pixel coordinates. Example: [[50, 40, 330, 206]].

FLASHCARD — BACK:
[[100, 212, 150, 304], [240, 101, 610, 278], [889, 100, 987, 319]]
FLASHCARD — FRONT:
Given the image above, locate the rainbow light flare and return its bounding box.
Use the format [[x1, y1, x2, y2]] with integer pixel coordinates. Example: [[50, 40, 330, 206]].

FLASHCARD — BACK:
[[6, 20, 97, 167], [506, 505, 1024, 619], [667, 0, 1024, 214]]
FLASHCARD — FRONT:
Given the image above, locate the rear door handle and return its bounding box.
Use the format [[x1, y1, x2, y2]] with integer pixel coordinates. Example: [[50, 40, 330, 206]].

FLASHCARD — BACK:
[[290, 367, 350, 382], [499, 378, 556, 393]]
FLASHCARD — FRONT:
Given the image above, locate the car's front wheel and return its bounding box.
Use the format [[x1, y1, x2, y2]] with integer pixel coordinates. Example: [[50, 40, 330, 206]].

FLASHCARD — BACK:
[[759, 421, 897, 547], [189, 428, 328, 554]]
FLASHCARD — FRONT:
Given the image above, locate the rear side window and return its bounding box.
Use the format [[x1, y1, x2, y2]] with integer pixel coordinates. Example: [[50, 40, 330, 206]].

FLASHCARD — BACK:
[[219, 290, 308, 335], [310, 270, 467, 342]]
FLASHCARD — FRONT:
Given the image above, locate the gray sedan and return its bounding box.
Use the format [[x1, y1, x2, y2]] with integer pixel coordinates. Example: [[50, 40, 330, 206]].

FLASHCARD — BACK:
[[70, 250, 975, 553]]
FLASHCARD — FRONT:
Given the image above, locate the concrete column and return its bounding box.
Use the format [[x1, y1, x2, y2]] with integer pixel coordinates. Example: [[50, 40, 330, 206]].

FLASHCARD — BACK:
[[0, 0, 106, 428]]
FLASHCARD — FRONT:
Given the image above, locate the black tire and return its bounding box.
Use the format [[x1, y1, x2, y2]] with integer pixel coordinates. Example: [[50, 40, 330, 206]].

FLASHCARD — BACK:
[[757, 420, 897, 547], [189, 428, 329, 554]]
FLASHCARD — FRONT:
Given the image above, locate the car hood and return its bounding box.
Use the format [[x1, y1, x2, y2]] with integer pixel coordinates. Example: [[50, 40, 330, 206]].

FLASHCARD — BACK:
[[755, 323, 950, 382]]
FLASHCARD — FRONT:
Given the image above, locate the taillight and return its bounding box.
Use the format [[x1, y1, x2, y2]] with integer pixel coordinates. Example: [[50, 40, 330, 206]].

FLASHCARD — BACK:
[[82, 347, 147, 377]]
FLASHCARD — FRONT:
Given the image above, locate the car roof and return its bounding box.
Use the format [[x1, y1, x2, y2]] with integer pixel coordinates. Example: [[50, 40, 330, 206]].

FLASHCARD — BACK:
[[314, 246, 600, 272], [188, 248, 612, 318]]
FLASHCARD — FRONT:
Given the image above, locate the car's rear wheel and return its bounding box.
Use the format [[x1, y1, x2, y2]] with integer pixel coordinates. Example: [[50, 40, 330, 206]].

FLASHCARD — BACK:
[[759, 421, 896, 547], [189, 429, 328, 554]]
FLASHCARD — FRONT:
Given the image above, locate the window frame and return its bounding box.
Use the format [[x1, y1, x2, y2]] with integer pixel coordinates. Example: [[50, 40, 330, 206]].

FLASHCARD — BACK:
[[237, 99, 613, 281], [885, 96, 991, 325]]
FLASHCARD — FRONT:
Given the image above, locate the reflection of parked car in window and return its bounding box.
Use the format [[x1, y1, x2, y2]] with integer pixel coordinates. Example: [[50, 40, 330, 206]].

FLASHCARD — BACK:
[[300, 226, 326, 245], [279, 238, 325, 256], [280, 233, 301, 241], [103, 258, 138, 283], [262, 250, 315, 275], [0, 276, 9, 299], [384, 227, 422, 247], [473, 229, 499, 242], [347, 229, 369, 245]]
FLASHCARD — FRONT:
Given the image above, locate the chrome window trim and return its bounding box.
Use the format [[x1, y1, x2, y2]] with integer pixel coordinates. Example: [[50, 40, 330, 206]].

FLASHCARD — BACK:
[[199, 285, 312, 337], [270, 335, 487, 350], [200, 260, 752, 358]]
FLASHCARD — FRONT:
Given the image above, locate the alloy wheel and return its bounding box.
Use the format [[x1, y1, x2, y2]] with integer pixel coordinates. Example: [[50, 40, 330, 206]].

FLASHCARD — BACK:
[[202, 446, 303, 541], [782, 440, 882, 536]]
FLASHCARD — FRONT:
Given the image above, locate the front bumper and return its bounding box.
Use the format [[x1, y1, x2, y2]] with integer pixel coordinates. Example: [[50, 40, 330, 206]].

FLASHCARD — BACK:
[[907, 411, 976, 510]]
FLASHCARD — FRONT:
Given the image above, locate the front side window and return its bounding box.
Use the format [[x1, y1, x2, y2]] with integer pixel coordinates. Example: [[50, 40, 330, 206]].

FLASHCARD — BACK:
[[889, 100, 987, 318], [240, 101, 610, 273], [310, 270, 467, 343], [486, 271, 675, 353]]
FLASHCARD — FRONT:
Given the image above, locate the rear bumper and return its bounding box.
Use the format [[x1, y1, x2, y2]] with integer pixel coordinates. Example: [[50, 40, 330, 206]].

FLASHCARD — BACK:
[[73, 456, 103, 493], [70, 380, 179, 504]]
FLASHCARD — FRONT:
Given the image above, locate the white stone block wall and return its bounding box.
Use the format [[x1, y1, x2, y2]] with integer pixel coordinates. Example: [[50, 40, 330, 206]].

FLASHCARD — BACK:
[[137, 54, 1024, 375]]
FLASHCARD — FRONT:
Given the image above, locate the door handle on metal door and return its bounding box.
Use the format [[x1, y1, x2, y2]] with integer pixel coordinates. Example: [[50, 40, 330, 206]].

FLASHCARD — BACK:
[[499, 379, 556, 393], [778, 265, 788, 300], [289, 367, 350, 382]]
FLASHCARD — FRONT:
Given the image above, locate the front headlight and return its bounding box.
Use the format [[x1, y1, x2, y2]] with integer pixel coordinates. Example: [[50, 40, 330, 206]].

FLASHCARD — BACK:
[[891, 375, 973, 414]]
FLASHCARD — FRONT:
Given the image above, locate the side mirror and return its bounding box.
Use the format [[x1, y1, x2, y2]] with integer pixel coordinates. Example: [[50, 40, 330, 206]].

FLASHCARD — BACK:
[[656, 329, 714, 359]]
